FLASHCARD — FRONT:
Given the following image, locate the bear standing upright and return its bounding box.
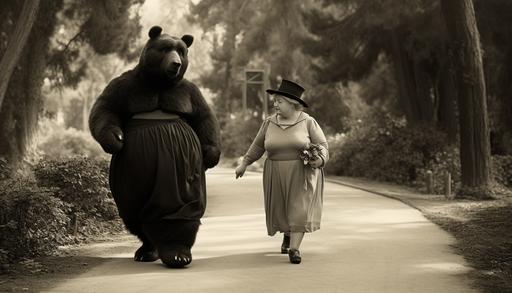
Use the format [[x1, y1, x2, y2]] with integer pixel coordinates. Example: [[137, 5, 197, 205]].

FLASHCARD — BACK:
[[89, 26, 221, 268]]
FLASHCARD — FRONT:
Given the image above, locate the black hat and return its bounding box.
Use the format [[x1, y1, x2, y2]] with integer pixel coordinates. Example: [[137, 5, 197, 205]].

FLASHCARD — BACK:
[[266, 79, 308, 107]]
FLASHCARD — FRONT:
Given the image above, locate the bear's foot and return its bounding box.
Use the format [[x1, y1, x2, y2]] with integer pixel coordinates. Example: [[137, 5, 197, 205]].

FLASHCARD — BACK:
[[134, 244, 159, 262], [158, 244, 192, 268]]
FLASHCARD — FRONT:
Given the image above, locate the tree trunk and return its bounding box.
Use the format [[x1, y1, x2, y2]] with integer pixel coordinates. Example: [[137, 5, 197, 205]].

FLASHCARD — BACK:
[[0, 0, 40, 111], [441, 0, 493, 198], [390, 31, 435, 125], [437, 61, 459, 144], [0, 2, 60, 166], [413, 59, 435, 123], [391, 32, 418, 123]]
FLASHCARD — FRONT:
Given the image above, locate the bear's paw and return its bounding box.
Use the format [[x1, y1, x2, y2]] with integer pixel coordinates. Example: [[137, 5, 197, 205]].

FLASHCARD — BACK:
[[158, 244, 192, 268]]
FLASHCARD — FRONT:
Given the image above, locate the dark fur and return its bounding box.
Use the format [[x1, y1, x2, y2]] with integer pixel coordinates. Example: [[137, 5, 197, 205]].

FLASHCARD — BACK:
[[89, 27, 220, 167], [89, 26, 220, 266]]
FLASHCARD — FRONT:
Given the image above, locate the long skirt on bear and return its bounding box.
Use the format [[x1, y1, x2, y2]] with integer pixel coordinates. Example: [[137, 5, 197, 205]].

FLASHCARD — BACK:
[[109, 118, 205, 237]]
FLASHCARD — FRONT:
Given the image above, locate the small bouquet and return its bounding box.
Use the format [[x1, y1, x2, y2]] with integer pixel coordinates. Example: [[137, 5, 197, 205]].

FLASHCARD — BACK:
[[299, 143, 322, 166]]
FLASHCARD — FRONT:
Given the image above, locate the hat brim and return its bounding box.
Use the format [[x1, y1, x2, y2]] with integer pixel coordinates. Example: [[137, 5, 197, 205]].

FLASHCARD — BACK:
[[266, 89, 308, 107]]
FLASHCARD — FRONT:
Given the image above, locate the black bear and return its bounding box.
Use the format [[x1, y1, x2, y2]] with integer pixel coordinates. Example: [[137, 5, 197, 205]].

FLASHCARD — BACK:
[[89, 26, 221, 268]]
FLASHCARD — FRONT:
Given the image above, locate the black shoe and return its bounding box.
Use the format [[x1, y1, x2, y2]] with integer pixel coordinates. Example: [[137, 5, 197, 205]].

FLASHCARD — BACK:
[[288, 249, 301, 264], [281, 234, 290, 254]]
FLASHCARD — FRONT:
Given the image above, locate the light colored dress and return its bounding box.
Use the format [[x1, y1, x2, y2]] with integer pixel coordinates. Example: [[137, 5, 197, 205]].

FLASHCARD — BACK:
[[243, 112, 329, 236]]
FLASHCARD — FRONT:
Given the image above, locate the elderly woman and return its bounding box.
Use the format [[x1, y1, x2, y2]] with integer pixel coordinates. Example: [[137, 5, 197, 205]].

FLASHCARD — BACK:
[[235, 79, 329, 264]]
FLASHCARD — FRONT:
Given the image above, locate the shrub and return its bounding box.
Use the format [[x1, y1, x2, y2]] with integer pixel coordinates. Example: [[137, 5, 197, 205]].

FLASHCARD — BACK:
[[414, 146, 461, 194], [326, 112, 450, 185], [0, 157, 122, 265], [492, 155, 512, 188], [0, 157, 11, 180], [221, 111, 263, 158], [36, 118, 107, 160], [0, 178, 70, 263], [33, 157, 117, 220]]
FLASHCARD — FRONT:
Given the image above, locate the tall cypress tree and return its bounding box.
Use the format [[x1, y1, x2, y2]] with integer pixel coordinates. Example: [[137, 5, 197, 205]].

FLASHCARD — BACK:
[[441, 0, 493, 198]]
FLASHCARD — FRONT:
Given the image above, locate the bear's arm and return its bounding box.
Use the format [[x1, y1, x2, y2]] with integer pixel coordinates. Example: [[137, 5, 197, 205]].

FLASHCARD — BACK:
[[187, 82, 221, 169], [88, 77, 125, 154]]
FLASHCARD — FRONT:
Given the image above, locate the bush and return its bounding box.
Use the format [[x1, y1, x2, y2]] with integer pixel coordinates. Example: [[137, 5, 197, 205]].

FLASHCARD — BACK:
[[36, 118, 107, 160], [33, 157, 117, 220], [221, 111, 263, 158], [0, 157, 122, 265], [492, 155, 512, 188], [326, 112, 450, 185], [0, 178, 70, 263], [0, 157, 11, 180], [414, 146, 461, 194]]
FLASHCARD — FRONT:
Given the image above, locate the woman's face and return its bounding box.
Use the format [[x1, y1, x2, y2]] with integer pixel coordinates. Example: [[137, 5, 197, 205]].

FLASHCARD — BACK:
[[273, 95, 296, 117]]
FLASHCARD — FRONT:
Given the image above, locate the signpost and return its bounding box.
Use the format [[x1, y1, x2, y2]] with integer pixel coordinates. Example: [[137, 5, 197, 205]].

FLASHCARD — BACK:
[[242, 67, 270, 119]]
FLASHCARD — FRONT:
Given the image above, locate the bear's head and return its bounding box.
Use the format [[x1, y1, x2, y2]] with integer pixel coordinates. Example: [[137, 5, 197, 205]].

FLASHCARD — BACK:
[[139, 26, 194, 84]]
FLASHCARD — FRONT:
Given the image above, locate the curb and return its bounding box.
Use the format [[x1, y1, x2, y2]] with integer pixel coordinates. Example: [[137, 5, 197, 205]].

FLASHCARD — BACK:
[[325, 177, 426, 212]]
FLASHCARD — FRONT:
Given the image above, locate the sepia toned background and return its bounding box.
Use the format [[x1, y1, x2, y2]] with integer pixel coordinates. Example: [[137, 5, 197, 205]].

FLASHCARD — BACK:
[[0, 1, 511, 292]]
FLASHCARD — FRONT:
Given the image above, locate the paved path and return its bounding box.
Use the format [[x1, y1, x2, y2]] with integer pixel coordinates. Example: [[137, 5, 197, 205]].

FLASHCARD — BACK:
[[44, 168, 477, 293]]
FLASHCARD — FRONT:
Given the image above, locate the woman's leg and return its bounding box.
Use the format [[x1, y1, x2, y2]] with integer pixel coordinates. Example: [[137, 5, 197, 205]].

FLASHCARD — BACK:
[[290, 232, 304, 249], [289, 232, 304, 264], [281, 232, 291, 253]]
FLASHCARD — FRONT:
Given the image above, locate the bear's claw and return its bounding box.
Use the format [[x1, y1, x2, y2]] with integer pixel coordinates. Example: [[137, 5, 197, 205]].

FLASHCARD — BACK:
[[134, 244, 159, 262], [158, 245, 192, 268], [161, 252, 192, 268]]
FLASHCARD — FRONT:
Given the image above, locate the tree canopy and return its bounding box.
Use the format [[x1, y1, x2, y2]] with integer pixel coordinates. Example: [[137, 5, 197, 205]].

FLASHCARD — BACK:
[[0, 0, 145, 165]]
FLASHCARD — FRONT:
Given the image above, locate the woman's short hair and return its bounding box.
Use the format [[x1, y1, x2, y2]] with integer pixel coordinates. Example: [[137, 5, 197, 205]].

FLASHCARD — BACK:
[[282, 96, 304, 111]]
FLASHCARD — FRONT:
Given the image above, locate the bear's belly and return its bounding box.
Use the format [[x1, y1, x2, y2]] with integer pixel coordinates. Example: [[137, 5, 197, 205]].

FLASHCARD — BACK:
[[132, 109, 180, 120]]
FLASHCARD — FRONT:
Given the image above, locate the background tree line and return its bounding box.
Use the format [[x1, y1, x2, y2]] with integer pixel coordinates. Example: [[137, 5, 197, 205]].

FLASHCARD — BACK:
[[187, 0, 511, 198], [0, 0, 510, 199]]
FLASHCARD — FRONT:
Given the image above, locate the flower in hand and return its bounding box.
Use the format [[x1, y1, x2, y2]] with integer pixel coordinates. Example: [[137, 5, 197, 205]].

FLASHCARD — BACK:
[[299, 144, 322, 168]]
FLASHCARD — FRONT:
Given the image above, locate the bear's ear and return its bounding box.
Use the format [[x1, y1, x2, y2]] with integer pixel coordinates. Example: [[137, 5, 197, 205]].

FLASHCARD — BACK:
[[182, 35, 194, 48], [149, 26, 162, 39]]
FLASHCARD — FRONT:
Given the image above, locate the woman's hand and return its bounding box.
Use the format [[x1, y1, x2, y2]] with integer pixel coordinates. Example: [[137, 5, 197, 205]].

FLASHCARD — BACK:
[[309, 157, 323, 168], [235, 163, 248, 179]]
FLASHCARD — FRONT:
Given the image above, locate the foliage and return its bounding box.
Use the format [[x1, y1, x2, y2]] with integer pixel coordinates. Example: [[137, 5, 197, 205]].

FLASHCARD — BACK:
[[0, 0, 146, 166], [326, 111, 512, 194], [0, 157, 11, 180], [414, 146, 461, 194], [220, 111, 263, 158], [0, 156, 120, 265], [46, 0, 145, 88], [188, 0, 321, 124], [0, 177, 70, 263], [34, 157, 116, 219], [326, 111, 449, 185], [36, 118, 107, 160], [492, 155, 512, 188], [475, 0, 512, 154]]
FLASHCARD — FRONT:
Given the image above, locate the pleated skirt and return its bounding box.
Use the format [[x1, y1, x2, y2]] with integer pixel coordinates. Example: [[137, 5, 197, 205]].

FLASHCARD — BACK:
[[109, 119, 205, 224], [262, 158, 324, 236]]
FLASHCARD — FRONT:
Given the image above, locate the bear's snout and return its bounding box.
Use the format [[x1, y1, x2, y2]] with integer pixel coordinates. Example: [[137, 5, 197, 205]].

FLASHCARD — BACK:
[[163, 50, 182, 77]]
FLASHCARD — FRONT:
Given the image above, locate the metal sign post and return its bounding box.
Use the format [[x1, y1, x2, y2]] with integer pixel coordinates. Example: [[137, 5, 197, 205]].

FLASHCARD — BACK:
[[243, 68, 270, 119]]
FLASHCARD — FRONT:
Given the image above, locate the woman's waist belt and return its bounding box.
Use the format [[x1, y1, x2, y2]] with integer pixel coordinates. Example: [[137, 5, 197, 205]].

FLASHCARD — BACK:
[[267, 150, 300, 161], [132, 110, 180, 120]]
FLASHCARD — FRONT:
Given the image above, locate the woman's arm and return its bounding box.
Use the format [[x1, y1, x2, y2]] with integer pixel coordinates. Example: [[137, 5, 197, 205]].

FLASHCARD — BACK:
[[242, 119, 270, 166], [307, 117, 329, 167], [235, 119, 269, 179]]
